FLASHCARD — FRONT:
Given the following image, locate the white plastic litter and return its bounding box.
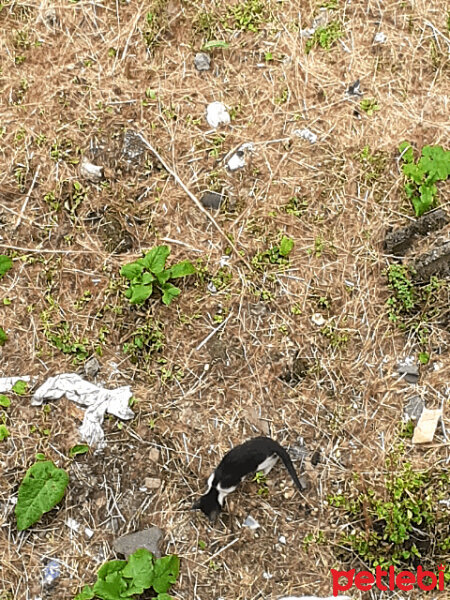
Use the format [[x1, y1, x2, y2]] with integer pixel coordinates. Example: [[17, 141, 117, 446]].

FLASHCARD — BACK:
[[373, 32, 387, 43], [243, 515, 260, 530], [294, 128, 318, 144], [227, 142, 254, 171], [32, 373, 134, 449], [66, 517, 94, 539], [0, 376, 35, 393], [206, 101, 230, 128]]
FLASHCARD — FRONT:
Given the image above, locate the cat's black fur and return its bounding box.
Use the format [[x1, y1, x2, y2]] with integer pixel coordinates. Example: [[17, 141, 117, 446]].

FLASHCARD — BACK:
[[193, 436, 305, 522]]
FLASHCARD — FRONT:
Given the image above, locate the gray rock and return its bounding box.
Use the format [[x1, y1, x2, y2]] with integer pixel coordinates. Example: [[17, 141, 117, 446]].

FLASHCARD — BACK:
[[397, 360, 419, 384], [404, 396, 424, 421], [412, 241, 450, 281], [84, 357, 100, 379], [346, 79, 362, 96], [201, 191, 223, 210], [194, 52, 211, 71], [113, 527, 163, 559], [122, 130, 146, 164], [384, 209, 448, 255]]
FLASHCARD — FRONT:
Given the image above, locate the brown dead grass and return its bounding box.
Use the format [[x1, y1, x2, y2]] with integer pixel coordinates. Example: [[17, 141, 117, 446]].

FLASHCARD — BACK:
[[0, 0, 449, 599]]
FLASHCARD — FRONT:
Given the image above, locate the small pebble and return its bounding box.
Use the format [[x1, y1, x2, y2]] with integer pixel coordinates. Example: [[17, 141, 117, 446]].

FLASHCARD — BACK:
[[194, 52, 211, 71], [144, 477, 162, 489]]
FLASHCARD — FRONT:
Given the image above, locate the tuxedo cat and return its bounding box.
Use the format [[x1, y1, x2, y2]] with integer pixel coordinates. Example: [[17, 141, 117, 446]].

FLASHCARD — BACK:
[[193, 436, 306, 522]]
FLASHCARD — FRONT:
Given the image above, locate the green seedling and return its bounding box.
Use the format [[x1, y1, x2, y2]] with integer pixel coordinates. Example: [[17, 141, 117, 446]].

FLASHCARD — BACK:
[[0, 424, 10, 441], [12, 380, 27, 395], [74, 549, 180, 600], [123, 320, 165, 364], [360, 98, 380, 116], [399, 141, 450, 216], [0, 255, 12, 278], [224, 0, 268, 32], [0, 395, 10, 408], [0, 327, 7, 346], [252, 235, 294, 270], [253, 470, 269, 496], [69, 444, 90, 457], [121, 245, 195, 306], [329, 460, 449, 569], [305, 21, 343, 53], [202, 40, 229, 50], [15, 460, 69, 530]]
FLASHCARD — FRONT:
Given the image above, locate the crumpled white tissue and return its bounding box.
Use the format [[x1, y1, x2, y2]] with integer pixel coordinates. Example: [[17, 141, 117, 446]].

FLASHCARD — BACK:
[[206, 101, 231, 128], [31, 373, 135, 449]]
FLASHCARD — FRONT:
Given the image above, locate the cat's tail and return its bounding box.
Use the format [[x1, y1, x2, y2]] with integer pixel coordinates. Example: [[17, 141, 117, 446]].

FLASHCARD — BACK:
[[273, 442, 307, 492]]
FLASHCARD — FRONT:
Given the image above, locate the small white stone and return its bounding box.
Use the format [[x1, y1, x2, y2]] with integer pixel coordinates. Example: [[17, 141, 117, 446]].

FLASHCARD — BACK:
[[278, 535, 286, 544], [243, 515, 260, 530], [311, 313, 326, 326], [294, 128, 318, 144]]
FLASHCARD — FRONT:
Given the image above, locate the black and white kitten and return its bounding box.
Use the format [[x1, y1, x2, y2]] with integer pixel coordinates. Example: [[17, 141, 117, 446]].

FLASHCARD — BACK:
[[193, 436, 306, 522]]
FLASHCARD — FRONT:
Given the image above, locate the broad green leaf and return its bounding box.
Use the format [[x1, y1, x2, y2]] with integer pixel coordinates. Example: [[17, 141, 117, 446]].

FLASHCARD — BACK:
[[0, 327, 7, 346], [129, 284, 153, 304], [404, 182, 416, 198], [141, 246, 170, 273], [69, 444, 90, 457], [93, 569, 127, 600], [168, 260, 196, 279], [12, 380, 27, 395], [160, 283, 181, 306], [15, 460, 69, 530], [73, 585, 95, 600], [97, 560, 128, 581], [152, 555, 180, 594], [402, 163, 424, 185], [156, 270, 172, 285], [419, 145, 450, 181], [0, 255, 12, 278], [0, 424, 10, 441], [120, 262, 144, 280], [142, 272, 155, 284], [279, 236, 294, 257], [398, 141, 414, 163], [0, 394, 10, 408], [35, 453, 46, 461], [121, 548, 154, 594], [156, 594, 174, 600]]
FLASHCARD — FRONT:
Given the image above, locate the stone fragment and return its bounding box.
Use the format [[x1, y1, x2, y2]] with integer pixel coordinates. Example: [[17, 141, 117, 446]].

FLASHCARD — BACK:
[[113, 527, 163, 559], [412, 408, 442, 444], [194, 52, 211, 71], [201, 191, 223, 210]]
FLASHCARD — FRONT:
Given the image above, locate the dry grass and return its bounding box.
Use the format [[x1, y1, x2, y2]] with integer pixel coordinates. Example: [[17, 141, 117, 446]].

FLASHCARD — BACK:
[[0, 0, 449, 599]]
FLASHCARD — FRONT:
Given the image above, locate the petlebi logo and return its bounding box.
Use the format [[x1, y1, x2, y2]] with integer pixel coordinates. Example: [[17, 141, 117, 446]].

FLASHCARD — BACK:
[[331, 564, 446, 596]]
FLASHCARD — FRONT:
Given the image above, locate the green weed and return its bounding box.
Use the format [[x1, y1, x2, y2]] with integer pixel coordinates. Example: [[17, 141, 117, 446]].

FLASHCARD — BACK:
[[398, 141, 450, 216], [120, 245, 195, 306], [360, 98, 380, 116], [252, 235, 294, 270], [305, 21, 343, 53], [253, 470, 269, 496], [281, 195, 309, 217], [224, 0, 268, 32], [123, 320, 165, 364], [74, 549, 179, 600], [329, 460, 449, 568]]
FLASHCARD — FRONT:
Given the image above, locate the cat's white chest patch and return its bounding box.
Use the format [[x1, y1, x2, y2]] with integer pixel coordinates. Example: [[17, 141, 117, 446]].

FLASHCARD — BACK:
[[256, 453, 278, 474]]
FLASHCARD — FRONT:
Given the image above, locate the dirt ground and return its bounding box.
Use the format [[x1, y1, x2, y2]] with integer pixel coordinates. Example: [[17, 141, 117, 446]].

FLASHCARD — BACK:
[[0, 1, 449, 599]]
